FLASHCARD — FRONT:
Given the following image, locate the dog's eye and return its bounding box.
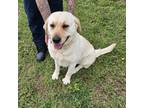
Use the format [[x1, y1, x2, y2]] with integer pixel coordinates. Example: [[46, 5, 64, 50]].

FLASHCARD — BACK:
[[62, 24, 69, 29], [50, 24, 55, 28]]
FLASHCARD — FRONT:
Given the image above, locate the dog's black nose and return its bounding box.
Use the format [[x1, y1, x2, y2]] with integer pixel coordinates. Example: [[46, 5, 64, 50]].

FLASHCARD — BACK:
[[52, 36, 61, 44]]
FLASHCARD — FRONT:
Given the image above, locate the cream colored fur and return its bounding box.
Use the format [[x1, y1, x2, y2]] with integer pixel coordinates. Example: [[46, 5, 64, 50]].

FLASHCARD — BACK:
[[44, 12, 116, 85]]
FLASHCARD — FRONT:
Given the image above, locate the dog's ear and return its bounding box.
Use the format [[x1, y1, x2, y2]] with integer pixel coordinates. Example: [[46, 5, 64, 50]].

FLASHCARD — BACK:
[[73, 16, 81, 33], [43, 18, 48, 34]]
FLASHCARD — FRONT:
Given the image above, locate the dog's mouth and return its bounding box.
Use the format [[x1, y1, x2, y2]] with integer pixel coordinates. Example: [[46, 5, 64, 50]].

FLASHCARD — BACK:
[[54, 36, 70, 50]]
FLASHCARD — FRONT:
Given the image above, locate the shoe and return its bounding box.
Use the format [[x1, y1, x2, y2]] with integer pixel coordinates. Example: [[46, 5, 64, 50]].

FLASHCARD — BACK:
[[35, 41, 48, 61], [36, 51, 47, 62]]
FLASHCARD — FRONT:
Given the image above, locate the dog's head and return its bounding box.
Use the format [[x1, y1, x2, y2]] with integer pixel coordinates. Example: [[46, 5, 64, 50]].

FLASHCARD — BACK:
[[44, 11, 81, 50]]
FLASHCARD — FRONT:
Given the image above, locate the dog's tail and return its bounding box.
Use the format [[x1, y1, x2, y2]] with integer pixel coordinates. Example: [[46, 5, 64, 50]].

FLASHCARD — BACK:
[[95, 43, 116, 58]]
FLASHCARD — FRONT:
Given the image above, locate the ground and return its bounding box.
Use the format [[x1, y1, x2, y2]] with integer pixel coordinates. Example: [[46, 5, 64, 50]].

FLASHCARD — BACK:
[[18, 0, 125, 108]]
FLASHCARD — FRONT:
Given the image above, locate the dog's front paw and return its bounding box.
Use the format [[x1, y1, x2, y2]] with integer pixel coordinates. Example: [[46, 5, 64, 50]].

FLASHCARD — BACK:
[[52, 73, 59, 80], [62, 77, 70, 85]]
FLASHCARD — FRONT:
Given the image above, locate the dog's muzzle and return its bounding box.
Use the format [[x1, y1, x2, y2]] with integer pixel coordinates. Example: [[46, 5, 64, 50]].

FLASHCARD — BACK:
[[53, 36, 70, 50]]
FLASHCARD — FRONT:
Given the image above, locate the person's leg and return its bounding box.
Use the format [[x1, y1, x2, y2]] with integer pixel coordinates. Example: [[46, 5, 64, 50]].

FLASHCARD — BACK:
[[23, 0, 47, 61], [48, 0, 63, 12]]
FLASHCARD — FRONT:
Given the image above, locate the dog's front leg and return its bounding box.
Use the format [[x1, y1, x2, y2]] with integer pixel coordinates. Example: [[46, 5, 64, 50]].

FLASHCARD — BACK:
[[62, 64, 75, 85], [62, 64, 83, 85], [52, 60, 60, 80]]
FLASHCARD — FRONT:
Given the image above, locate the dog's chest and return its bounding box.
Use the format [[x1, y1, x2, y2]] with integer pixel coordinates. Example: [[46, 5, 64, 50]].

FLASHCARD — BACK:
[[57, 58, 70, 67], [49, 48, 77, 67], [55, 53, 72, 67]]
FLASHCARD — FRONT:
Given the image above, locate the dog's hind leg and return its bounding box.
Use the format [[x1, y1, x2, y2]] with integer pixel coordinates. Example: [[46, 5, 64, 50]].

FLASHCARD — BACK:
[[95, 43, 116, 58]]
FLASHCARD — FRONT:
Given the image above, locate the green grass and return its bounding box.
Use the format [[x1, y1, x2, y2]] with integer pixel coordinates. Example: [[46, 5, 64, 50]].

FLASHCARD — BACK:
[[18, 0, 125, 108]]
